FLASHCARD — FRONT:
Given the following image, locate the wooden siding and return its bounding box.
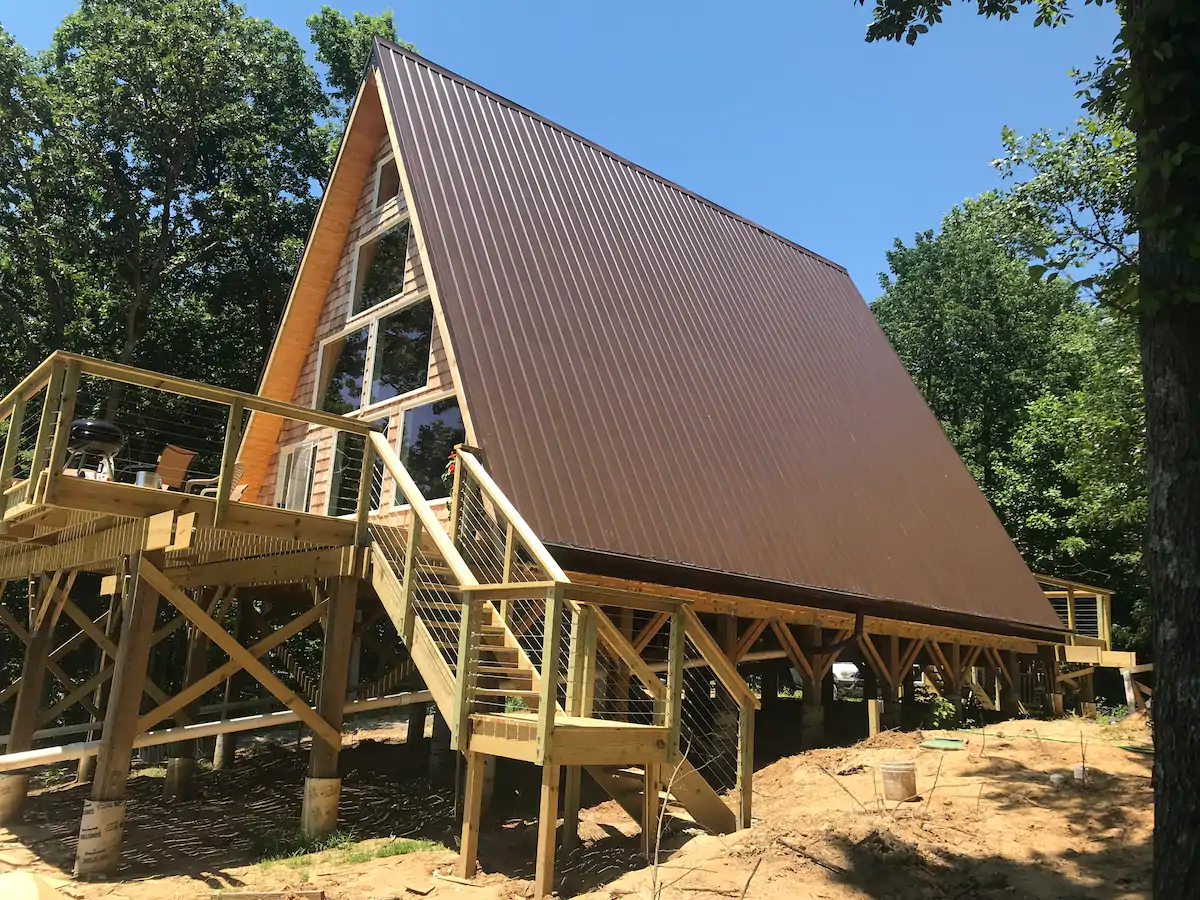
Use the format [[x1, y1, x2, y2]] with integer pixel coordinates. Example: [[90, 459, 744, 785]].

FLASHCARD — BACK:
[[258, 132, 455, 517]]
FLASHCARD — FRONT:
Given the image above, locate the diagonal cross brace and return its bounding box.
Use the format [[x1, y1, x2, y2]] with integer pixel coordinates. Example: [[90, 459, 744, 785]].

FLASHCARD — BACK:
[[135, 559, 337, 747]]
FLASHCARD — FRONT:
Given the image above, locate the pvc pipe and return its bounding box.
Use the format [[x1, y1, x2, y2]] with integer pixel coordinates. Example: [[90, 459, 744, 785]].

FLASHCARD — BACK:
[[0, 690, 433, 773]]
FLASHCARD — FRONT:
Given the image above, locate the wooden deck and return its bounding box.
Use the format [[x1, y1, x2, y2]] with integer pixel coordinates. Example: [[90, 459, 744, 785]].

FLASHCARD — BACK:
[[468, 712, 671, 765]]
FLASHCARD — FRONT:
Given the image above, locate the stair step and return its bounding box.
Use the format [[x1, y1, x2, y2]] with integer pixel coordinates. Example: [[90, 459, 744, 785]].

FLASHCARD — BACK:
[[476, 665, 531, 677], [475, 689, 540, 699], [434, 641, 520, 657]]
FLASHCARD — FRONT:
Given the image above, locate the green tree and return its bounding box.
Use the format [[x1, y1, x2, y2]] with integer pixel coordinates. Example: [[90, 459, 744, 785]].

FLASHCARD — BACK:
[[873, 198, 1085, 494], [853, 1, 1199, 886]]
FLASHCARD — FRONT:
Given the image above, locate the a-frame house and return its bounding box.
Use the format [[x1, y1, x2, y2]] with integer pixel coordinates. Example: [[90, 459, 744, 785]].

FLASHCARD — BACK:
[[0, 38, 1120, 898]]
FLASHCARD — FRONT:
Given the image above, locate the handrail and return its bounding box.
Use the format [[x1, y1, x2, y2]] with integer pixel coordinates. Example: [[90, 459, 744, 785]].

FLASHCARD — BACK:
[[5, 350, 384, 437], [371, 433, 478, 589], [456, 448, 568, 583], [0, 354, 58, 419]]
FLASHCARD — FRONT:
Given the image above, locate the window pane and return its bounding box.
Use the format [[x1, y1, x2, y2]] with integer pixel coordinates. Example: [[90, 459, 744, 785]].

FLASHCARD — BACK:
[[356, 222, 410, 314], [396, 397, 465, 502], [328, 425, 386, 517], [278, 444, 315, 512], [370, 300, 434, 404], [376, 159, 400, 208], [321, 326, 369, 414]]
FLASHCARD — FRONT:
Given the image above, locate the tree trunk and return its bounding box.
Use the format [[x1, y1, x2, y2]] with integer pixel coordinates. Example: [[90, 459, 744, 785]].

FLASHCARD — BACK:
[[1144, 300, 1200, 894], [1127, 2, 1200, 894]]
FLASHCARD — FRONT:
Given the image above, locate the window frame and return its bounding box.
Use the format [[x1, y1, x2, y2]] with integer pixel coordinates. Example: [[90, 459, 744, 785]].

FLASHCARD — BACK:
[[313, 293, 435, 418], [389, 388, 464, 510], [347, 215, 413, 326], [372, 152, 402, 214], [274, 440, 318, 513]]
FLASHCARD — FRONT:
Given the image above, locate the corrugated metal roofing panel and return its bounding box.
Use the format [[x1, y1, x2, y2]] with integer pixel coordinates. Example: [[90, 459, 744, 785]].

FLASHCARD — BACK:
[[374, 39, 1062, 632]]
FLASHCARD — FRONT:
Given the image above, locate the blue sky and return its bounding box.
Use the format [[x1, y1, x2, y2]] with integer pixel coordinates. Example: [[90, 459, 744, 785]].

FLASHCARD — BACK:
[[5, 1, 1121, 299]]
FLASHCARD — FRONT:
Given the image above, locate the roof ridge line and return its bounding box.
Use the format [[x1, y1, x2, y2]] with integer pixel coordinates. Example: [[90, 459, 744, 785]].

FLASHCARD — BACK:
[[371, 36, 848, 276]]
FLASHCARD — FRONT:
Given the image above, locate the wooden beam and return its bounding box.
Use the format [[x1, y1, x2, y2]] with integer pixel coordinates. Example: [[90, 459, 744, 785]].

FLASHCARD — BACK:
[[632, 611, 670, 654], [729, 618, 768, 664], [681, 606, 759, 708], [136, 558, 339, 748], [770, 618, 813, 682], [857, 633, 891, 686]]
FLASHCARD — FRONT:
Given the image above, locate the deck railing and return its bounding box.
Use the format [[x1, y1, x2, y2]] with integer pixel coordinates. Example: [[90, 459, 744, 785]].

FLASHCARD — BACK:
[[0, 351, 384, 546]]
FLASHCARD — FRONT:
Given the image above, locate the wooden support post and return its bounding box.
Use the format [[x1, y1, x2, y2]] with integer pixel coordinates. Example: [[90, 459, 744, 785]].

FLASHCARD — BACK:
[[640, 762, 660, 860], [480, 753, 496, 814], [737, 703, 754, 829], [452, 590, 480, 751], [430, 711, 452, 780], [664, 610, 685, 742], [213, 601, 251, 769], [1078, 669, 1097, 718], [302, 576, 358, 838], [74, 550, 163, 876], [405, 702, 429, 746], [77, 583, 122, 786], [1, 575, 69, 822], [561, 764, 583, 857], [999, 649, 1021, 718], [799, 627, 824, 749], [1039, 645, 1064, 718], [163, 605, 210, 802], [534, 762, 561, 899], [457, 750, 487, 879], [353, 431, 375, 549]]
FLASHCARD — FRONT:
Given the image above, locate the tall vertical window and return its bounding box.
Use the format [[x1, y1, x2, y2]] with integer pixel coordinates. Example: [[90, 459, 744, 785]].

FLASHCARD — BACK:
[[276, 443, 316, 512], [355, 221, 411, 315], [395, 397, 465, 502]]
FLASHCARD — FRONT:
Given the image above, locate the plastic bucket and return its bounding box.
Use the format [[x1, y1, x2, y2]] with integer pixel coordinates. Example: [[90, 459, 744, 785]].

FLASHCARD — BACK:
[[880, 760, 918, 801]]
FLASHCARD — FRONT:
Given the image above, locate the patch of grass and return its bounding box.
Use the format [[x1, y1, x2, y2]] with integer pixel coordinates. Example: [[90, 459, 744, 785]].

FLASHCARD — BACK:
[[130, 765, 167, 779], [255, 830, 443, 868]]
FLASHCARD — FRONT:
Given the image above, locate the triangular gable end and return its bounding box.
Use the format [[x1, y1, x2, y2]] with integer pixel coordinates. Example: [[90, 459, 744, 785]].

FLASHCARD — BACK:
[[242, 66, 476, 510]]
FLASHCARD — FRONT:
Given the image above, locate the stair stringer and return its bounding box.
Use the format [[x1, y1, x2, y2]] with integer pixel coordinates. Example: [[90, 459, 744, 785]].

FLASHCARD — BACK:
[[370, 542, 457, 725]]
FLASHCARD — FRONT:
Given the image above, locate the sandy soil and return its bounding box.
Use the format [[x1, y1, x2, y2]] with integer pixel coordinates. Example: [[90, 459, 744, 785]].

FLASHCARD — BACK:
[[0, 715, 1152, 900]]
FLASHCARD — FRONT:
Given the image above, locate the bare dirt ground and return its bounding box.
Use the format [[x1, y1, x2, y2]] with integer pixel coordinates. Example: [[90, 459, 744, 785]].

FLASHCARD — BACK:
[[0, 714, 1152, 900]]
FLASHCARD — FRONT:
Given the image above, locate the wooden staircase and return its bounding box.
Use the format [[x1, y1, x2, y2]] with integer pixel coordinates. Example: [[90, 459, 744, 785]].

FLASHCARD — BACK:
[[363, 433, 750, 894]]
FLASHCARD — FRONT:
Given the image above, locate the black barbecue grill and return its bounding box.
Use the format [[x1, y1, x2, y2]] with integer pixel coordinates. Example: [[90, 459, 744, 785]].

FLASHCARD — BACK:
[[65, 419, 124, 481]]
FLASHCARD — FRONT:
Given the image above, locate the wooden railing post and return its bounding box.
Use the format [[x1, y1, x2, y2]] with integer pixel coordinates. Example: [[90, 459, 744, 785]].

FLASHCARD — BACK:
[[354, 432, 376, 548], [215, 401, 244, 527], [399, 518, 422, 645], [448, 446, 465, 543], [42, 361, 80, 506], [536, 583, 564, 766], [664, 609, 685, 748], [0, 395, 28, 518], [451, 590, 480, 751], [26, 361, 66, 506]]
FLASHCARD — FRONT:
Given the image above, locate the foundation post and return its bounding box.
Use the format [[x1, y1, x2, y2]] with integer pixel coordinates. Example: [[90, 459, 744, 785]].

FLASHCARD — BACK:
[[799, 627, 825, 749], [405, 702, 429, 746], [457, 750, 487, 879], [534, 762, 561, 899], [301, 576, 357, 838], [430, 711, 452, 779], [640, 762, 660, 860], [999, 650, 1021, 718], [74, 550, 163, 877], [1039, 645, 1064, 718], [212, 601, 251, 769], [164, 603, 211, 802], [2, 575, 66, 823], [1078, 670, 1097, 718], [78, 578, 123, 785]]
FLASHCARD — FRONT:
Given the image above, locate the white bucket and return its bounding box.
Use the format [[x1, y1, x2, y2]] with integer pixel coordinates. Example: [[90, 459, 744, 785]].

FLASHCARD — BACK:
[[74, 799, 126, 876], [880, 760, 918, 802], [300, 776, 341, 837]]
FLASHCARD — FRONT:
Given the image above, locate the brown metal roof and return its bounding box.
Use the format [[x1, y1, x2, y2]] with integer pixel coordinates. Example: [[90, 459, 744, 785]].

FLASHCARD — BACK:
[[373, 39, 1062, 633]]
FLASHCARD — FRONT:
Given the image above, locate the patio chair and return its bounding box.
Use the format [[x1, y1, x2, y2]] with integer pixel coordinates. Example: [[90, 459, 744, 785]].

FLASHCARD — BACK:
[[154, 444, 198, 490], [185, 461, 245, 499]]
